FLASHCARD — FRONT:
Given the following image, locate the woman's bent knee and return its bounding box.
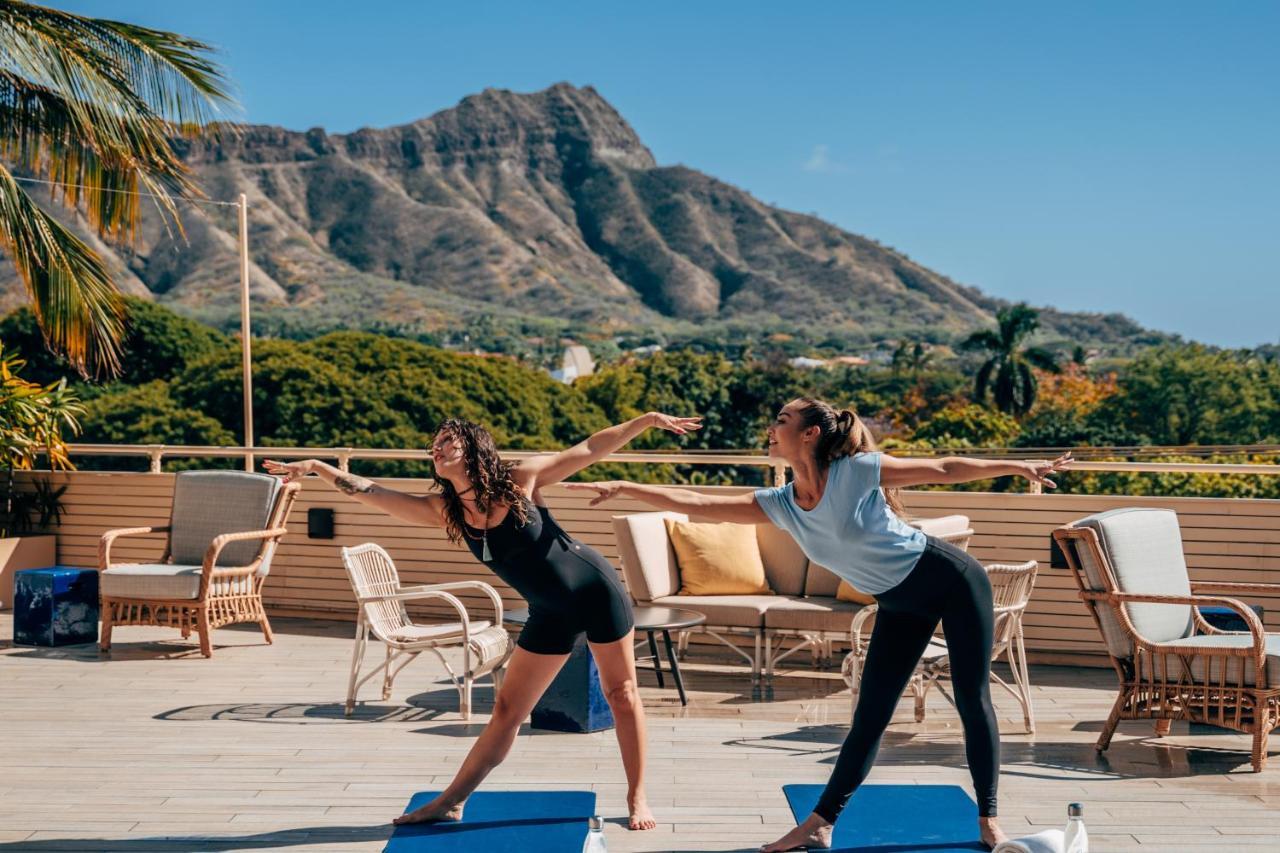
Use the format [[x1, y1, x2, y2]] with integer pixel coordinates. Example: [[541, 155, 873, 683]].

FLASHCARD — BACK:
[[605, 680, 641, 715]]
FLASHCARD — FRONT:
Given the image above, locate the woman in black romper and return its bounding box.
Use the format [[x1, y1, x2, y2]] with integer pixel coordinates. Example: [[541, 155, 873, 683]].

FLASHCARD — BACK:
[[265, 411, 700, 832]]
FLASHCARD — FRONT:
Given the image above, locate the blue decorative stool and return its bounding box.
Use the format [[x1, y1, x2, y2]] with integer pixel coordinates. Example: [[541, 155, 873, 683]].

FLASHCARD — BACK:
[[504, 608, 614, 733], [1199, 604, 1265, 634], [14, 567, 99, 647]]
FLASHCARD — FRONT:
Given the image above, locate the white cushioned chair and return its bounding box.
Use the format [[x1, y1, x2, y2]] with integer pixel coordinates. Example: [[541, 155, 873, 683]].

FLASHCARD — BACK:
[[1054, 507, 1280, 771], [99, 470, 299, 657]]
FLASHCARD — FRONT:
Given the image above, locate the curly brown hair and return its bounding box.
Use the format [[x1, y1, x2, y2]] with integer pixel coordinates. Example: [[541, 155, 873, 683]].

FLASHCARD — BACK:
[[433, 419, 530, 545], [792, 397, 907, 517]]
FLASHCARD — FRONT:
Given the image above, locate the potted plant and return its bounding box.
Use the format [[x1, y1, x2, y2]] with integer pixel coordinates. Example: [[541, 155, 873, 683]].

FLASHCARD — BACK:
[[0, 344, 83, 609]]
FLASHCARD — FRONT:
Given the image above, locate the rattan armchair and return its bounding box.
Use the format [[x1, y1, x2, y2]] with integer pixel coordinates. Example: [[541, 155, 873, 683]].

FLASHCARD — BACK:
[[99, 471, 299, 658], [1054, 507, 1280, 771]]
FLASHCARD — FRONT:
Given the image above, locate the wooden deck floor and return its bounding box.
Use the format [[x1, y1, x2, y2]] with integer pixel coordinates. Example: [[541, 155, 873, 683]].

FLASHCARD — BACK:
[[2, 615, 1278, 852]]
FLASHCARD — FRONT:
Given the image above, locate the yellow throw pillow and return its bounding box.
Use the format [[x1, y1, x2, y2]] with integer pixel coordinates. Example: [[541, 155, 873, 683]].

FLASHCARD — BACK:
[[836, 579, 877, 606], [665, 518, 774, 596]]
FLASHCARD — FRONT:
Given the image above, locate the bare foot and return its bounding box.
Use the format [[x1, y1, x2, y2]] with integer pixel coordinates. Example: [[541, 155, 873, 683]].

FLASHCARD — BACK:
[[391, 796, 464, 826], [979, 816, 1007, 849], [760, 812, 833, 851], [628, 794, 657, 830]]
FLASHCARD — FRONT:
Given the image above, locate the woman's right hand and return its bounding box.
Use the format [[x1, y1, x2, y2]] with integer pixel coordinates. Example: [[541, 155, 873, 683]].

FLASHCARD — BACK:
[[263, 458, 314, 484]]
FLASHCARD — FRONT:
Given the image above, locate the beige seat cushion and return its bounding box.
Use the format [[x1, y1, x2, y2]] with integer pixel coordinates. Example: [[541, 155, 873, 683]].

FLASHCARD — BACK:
[[764, 596, 865, 632], [100, 564, 202, 600], [1157, 633, 1280, 686], [649, 594, 776, 628], [666, 519, 773, 596]]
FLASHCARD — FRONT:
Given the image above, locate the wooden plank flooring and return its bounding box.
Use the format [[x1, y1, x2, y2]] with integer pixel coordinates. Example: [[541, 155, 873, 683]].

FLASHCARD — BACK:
[[2, 614, 1279, 851]]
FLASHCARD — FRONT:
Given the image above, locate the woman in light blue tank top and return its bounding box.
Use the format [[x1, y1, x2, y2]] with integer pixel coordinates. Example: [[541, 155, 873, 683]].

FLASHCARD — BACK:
[[570, 397, 1070, 851]]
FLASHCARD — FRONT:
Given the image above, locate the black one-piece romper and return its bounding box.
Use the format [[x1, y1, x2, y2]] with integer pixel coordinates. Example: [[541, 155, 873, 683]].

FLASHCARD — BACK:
[[462, 498, 635, 655]]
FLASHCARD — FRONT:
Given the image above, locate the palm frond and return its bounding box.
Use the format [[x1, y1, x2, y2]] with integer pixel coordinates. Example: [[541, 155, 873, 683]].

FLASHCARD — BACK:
[[1023, 346, 1061, 373], [0, 1, 235, 376], [0, 163, 123, 376], [960, 329, 1002, 353], [998, 302, 1040, 348]]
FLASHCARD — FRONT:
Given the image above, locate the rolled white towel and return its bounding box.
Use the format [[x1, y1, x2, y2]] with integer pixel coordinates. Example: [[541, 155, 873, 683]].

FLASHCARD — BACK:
[[992, 828, 1065, 853]]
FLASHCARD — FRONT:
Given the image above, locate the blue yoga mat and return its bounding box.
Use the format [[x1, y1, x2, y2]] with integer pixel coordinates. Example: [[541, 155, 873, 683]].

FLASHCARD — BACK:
[[783, 784, 985, 852], [385, 791, 596, 853]]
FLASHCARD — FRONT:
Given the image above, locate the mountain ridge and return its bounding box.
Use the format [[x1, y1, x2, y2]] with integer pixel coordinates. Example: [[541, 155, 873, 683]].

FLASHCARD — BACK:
[[0, 82, 1166, 351]]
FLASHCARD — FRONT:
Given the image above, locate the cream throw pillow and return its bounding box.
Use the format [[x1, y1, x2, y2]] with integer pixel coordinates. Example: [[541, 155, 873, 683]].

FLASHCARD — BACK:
[[665, 518, 774, 596], [836, 578, 877, 606]]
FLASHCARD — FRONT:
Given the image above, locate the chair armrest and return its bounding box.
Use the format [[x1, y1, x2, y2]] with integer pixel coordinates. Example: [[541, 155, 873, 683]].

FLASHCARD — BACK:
[[397, 581, 504, 625], [202, 527, 289, 573], [362, 588, 475, 634], [99, 526, 170, 569], [1082, 590, 1269, 676], [850, 604, 879, 653], [1190, 581, 1280, 595]]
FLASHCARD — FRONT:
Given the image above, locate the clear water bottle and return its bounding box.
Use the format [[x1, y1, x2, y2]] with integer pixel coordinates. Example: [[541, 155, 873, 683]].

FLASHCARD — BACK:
[[1064, 802, 1088, 853], [582, 814, 607, 852]]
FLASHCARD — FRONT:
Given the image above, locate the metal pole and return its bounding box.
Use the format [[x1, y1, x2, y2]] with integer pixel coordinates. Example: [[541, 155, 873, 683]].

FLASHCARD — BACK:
[[238, 194, 254, 472]]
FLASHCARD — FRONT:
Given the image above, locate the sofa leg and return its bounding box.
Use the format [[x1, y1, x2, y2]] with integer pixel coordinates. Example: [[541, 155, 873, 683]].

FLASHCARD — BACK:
[[1252, 728, 1268, 772], [1154, 718, 1172, 737]]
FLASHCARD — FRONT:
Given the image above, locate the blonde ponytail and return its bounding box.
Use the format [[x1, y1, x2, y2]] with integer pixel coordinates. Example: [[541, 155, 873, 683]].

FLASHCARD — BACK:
[[794, 398, 907, 517]]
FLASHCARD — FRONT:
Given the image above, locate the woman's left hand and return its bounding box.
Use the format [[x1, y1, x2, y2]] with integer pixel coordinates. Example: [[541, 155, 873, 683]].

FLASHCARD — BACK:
[[648, 412, 702, 435], [1025, 452, 1074, 488], [564, 481, 625, 506]]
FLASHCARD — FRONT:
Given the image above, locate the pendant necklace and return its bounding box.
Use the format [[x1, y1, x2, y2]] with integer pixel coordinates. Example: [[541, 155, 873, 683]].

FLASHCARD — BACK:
[[465, 500, 493, 561]]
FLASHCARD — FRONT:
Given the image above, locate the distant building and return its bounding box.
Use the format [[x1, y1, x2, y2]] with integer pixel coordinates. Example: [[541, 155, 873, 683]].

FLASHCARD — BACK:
[[829, 355, 870, 367], [550, 344, 596, 383], [788, 356, 828, 370]]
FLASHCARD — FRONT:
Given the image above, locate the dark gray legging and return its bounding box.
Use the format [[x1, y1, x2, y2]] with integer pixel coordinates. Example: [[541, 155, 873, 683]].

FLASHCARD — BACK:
[[815, 535, 999, 822]]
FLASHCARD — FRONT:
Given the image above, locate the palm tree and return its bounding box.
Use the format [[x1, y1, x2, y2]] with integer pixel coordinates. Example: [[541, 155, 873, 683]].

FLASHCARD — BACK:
[[960, 303, 1060, 416], [0, 1, 233, 376], [891, 339, 934, 379]]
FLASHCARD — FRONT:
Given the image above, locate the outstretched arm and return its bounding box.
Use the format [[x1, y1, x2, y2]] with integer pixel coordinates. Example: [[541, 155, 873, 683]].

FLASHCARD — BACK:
[[516, 412, 702, 489], [564, 481, 769, 524], [263, 459, 445, 526], [879, 452, 1073, 490]]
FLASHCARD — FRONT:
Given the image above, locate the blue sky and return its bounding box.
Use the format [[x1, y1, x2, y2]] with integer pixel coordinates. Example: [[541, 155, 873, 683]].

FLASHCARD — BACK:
[[64, 1, 1279, 347]]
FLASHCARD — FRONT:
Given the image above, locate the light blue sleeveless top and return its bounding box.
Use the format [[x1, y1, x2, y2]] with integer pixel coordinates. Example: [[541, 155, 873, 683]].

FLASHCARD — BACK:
[[753, 452, 926, 595]]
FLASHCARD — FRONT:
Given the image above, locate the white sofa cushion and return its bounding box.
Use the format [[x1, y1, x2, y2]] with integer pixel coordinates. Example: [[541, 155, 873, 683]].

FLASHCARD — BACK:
[[613, 512, 686, 602]]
